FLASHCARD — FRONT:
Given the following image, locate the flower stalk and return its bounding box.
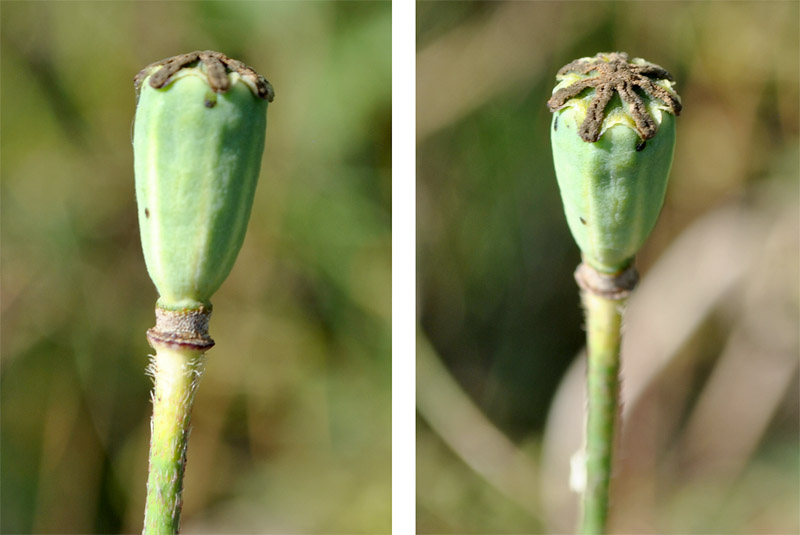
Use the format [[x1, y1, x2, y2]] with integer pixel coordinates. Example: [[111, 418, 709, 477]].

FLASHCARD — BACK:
[[548, 52, 681, 534], [133, 50, 273, 534], [575, 263, 637, 534], [581, 290, 622, 534], [143, 343, 205, 534]]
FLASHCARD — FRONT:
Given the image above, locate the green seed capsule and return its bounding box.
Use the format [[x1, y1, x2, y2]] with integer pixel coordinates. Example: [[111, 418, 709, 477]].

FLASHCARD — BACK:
[[133, 51, 273, 310], [548, 52, 681, 274]]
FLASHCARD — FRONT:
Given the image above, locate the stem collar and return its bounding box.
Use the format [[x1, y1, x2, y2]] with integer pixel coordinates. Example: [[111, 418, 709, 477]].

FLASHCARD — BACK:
[[147, 306, 215, 351], [575, 261, 639, 300]]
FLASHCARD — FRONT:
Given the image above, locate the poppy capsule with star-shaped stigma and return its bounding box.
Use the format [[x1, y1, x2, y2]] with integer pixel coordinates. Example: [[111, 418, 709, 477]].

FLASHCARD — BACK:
[[548, 52, 681, 274], [133, 51, 274, 312]]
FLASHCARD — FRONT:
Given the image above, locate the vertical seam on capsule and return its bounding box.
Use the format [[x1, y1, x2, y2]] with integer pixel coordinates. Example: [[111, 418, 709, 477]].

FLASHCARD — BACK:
[[146, 95, 165, 289]]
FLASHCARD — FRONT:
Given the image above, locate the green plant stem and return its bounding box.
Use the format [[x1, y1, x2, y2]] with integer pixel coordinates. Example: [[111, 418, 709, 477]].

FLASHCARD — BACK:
[[144, 344, 205, 535], [580, 289, 625, 535]]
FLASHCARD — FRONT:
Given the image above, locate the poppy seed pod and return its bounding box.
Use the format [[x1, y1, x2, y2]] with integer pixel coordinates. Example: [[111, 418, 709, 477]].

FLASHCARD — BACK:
[[548, 52, 681, 274], [134, 51, 274, 311]]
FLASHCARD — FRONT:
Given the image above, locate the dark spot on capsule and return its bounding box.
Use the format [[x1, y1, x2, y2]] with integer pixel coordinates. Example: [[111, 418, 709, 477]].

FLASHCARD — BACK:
[[636, 140, 647, 152], [144, 208, 150, 218], [579, 216, 587, 225], [204, 98, 217, 108], [554, 116, 558, 131]]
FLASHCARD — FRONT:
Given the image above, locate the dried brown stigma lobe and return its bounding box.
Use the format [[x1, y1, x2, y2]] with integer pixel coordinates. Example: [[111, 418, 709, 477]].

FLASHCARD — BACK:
[[547, 52, 681, 142], [134, 50, 275, 102]]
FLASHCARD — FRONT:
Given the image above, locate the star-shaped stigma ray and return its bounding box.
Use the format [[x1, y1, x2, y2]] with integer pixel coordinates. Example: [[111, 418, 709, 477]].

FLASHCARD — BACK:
[[134, 50, 274, 102], [547, 52, 681, 143]]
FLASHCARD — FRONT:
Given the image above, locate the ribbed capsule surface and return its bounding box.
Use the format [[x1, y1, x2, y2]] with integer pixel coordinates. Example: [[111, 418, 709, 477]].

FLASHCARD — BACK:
[[551, 107, 675, 273], [134, 54, 270, 310], [548, 53, 680, 274]]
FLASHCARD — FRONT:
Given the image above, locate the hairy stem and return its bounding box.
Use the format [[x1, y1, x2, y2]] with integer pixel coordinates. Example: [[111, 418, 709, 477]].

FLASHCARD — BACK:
[[144, 344, 205, 535], [580, 289, 625, 535]]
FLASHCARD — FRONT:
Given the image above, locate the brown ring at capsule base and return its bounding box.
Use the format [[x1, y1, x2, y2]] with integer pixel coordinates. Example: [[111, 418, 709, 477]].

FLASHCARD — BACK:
[[146, 306, 215, 351], [575, 262, 639, 300]]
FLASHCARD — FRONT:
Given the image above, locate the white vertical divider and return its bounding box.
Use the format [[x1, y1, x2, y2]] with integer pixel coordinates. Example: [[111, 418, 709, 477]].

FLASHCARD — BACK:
[[392, 0, 416, 533]]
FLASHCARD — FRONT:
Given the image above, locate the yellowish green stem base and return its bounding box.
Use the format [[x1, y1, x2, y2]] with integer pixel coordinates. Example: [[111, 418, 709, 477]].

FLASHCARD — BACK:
[[143, 344, 205, 535]]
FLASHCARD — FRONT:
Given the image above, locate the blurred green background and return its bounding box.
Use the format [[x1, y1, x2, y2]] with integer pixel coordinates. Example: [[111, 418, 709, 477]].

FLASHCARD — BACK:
[[1, 2, 390, 533], [417, 2, 798, 534]]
